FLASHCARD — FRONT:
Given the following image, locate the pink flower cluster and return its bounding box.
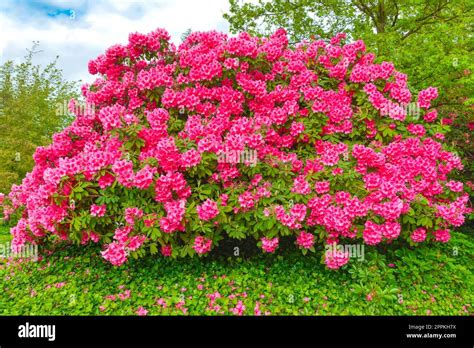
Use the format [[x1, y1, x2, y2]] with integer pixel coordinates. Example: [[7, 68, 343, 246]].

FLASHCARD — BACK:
[[411, 228, 427, 243], [160, 199, 186, 233], [193, 236, 212, 255], [124, 207, 143, 225], [261, 237, 279, 253], [196, 199, 219, 221], [324, 247, 350, 270], [363, 221, 400, 245], [296, 231, 314, 249], [90, 204, 106, 217], [1, 27, 469, 268], [101, 225, 146, 266]]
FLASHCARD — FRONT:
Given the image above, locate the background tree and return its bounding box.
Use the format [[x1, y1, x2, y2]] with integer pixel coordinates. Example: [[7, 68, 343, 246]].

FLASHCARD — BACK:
[[181, 28, 192, 42], [0, 43, 78, 193], [224, 0, 474, 182]]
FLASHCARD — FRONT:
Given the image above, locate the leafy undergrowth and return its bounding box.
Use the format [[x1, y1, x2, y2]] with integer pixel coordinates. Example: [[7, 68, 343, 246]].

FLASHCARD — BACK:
[[0, 228, 472, 316]]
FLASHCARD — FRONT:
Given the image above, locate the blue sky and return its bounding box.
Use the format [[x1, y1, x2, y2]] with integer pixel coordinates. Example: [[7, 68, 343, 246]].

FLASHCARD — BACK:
[[0, 0, 230, 83]]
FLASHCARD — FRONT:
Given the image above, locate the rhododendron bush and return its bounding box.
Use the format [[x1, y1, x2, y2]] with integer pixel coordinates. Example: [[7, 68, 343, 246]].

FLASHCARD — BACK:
[[2, 28, 471, 269]]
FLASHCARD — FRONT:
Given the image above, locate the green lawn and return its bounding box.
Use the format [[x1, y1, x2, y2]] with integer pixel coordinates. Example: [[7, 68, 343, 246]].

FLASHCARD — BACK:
[[1, 225, 472, 316]]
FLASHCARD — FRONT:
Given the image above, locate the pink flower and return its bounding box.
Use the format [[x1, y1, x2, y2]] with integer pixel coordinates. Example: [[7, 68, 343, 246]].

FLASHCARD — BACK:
[[373, 199, 403, 221], [193, 236, 212, 254], [290, 122, 305, 136], [445, 180, 463, 192], [315, 181, 330, 194], [98, 173, 115, 189], [296, 231, 314, 249], [418, 87, 438, 108], [90, 204, 106, 217], [382, 222, 401, 240], [238, 191, 255, 209], [133, 165, 157, 189], [112, 160, 135, 187], [81, 232, 90, 245], [123, 113, 139, 125], [90, 232, 100, 243], [230, 300, 246, 316], [254, 301, 262, 316], [118, 290, 131, 300], [160, 199, 186, 233], [136, 307, 148, 316], [324, 246, 349, 269], [157, 298, 167, 308], [101, 242, 127, 266], [124, 207, 143, 225], [175, 301, 187, 314], [423, 110, 437, 122], [261, 237, 279, 253], [433, 229, 450, 243], [127, 235, 146, 251], [363, 221, 382, 245], [156, 137, 182, 172], [161, 244, 172, 257], [182, 149, 201, 168], [196, 199, 219, 221], [220, 194, 229, 206], [290, 204, 307, 222], [442, 118, 453, 125], [407, 124, 426, 137], [292, 175, 311, 195], [113, 226, 132, 244], [250, 174, 263, 187], [410, 228, 427, 243]]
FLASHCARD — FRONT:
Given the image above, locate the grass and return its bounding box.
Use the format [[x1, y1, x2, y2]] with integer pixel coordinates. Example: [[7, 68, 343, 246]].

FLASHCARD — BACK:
[[0, 225, 11, 244], [0, 223, 472, 316]]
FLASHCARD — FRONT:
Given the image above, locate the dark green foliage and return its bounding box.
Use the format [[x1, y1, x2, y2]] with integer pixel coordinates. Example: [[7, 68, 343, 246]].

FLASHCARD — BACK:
[[1, 226, 472, 315]]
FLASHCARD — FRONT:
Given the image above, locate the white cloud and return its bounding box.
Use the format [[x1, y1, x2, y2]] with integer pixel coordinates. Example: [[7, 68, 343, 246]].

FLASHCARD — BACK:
[[0, 0, 230, 83]]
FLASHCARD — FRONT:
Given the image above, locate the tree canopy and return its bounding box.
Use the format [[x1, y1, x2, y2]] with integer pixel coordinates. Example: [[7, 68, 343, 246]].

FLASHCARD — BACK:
[[0, 44, 78, 193]]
